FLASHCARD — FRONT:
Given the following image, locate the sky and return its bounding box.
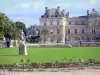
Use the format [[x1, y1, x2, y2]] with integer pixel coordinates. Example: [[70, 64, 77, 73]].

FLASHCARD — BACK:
[[0, 0, 100, 27]]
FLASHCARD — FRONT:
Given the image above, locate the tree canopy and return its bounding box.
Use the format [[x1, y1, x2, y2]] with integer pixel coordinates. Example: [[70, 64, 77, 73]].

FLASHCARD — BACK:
[[0, 12, 26, 40], [15, 21, 26, 32]]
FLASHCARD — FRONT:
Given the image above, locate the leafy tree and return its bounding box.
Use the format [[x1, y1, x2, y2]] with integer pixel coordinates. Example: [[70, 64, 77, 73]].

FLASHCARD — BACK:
[[40, 28, 49, 43], [0, 12, 26, 40], [15, 21, 26, 34], [0, 12, 26, 47], [0, 12, 11, 37]]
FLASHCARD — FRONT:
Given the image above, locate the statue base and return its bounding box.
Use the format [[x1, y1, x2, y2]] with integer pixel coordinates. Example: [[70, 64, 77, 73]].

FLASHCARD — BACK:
[[19, 41, 27, 55]]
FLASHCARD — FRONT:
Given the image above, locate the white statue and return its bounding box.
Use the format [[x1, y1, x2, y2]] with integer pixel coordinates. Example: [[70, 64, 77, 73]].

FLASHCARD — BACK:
[[19, 30, 27, 55], [20, 30, 25, 42]]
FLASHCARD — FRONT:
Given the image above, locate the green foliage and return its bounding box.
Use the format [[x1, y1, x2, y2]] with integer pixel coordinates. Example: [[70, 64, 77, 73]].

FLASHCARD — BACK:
[[0, 12, 26, 39], [15, 21, 26, 32], [0, 33, 3, 39], [0, 12, 10, 32], [40, 28, 49, 36]]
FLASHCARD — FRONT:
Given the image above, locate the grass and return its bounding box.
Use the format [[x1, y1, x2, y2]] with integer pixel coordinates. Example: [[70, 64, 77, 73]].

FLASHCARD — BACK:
[[0, 47, 100, 64]]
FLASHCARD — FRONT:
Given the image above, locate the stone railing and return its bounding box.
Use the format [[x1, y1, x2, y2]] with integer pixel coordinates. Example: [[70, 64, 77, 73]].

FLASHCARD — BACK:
[[26, 41, 100, 47], [10, 40, 20, 48], [0, 40, 20, 48]]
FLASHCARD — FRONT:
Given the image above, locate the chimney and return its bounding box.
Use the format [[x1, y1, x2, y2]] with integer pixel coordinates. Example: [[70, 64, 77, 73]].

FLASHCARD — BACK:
[[63, 9, 65, 11], [62, 9, 65, 13], [45, 7, 48, 12], [57, 6, 60, 10], [92, 8, 95, 12], [87, 10, 89, 16], [67, 12, 69, 17]]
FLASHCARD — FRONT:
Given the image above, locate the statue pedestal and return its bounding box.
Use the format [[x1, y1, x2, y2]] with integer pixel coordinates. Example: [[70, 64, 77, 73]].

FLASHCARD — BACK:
[[19, 42, 27, 55]]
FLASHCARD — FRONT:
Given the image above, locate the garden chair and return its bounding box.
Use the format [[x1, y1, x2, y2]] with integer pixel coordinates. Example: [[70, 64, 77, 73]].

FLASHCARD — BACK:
[[95, 61, 100, 69], [45, 63, 52, 71], [65, 59, 77, 71], [31, 63, 39, 71], [71, 61, 79, 70], [78, 59, 85, 69], [51, 62, 59, 71], [37, 63, 46, 71], [88, 59, 96, 68], [58, 62, 65, 71]]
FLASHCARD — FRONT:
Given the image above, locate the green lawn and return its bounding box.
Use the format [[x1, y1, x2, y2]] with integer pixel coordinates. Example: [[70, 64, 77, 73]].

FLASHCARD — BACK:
[[0, 47, 100, 64]]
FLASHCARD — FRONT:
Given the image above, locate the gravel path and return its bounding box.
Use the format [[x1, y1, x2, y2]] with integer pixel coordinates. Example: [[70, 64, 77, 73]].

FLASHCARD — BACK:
[[0, 69, 100, 75]]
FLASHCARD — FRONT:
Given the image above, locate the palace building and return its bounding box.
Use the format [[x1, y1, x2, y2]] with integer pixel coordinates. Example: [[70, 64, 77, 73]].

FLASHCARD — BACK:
[[40, 6, 100, 44]]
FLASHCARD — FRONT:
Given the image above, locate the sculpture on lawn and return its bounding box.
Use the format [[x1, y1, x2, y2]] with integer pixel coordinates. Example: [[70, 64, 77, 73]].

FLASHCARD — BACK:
[[19, 30, 27, 55]]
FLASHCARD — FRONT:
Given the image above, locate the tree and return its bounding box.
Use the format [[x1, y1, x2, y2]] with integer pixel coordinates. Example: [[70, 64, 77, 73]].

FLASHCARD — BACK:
[[0, 12, 18, 39], [0, 12, 11, 37], [11, 22, 21, 40], [40, 28, 49, 43], [0, 12, 26, 47], [15, 21, 26, 34]]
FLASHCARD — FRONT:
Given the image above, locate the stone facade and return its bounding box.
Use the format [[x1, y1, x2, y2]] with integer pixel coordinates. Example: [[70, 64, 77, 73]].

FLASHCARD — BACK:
[[40, 7, 100, 44]]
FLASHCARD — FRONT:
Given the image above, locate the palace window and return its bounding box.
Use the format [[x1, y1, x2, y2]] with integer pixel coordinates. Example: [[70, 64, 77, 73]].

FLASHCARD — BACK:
[[94, 29, 95, 33], [82, 22, 85, 25], [92, 28, 95, 34], [57, 29, 60, 34], [44, 23, 46, 26], [68, 29, 70, 34], [57, 21, 59, 25], [99, 21, 100, 24], [82, 29, 84, 34], [57, 37, 60, 43], [75, 29, 77, 34], [50, 37, 53, 42], [69, 22, 71, 25], [76, 22, 78, 25]]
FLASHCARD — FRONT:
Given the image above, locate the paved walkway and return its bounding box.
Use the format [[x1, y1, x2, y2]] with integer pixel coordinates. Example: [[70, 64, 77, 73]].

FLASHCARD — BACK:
[[0, 69, 100, 75]]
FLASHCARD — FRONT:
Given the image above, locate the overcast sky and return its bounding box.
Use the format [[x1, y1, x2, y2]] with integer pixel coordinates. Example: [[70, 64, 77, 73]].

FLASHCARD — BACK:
[[0, 0, 100, 27]]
